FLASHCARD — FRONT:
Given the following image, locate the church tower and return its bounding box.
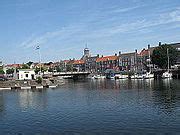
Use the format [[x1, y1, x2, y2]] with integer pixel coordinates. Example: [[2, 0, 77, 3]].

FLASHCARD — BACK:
[[81, 44, 90, 60]]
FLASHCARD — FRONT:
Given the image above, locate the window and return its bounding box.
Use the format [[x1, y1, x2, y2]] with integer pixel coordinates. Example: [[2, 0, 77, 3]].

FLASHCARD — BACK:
[[26, 74, 28, 78]]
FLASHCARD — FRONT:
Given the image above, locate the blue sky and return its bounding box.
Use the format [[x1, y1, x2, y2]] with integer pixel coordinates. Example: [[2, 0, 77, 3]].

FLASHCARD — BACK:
[[0, 0, 180, 64]]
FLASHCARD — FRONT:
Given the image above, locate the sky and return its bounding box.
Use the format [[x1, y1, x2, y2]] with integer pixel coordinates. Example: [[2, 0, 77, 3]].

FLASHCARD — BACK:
[[0, 0, 180, 64]]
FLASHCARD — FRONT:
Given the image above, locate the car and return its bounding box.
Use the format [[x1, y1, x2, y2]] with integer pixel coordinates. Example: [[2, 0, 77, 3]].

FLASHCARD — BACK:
[[0, 74, 8, 81]]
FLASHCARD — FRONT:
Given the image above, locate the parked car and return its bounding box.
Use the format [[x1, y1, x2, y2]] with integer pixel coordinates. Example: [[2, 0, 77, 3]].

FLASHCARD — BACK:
[[0, 74, 8, 81]]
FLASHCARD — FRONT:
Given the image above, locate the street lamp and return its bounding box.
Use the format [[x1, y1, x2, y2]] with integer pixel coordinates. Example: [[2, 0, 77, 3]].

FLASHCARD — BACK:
[[36, 44, 41, 74]]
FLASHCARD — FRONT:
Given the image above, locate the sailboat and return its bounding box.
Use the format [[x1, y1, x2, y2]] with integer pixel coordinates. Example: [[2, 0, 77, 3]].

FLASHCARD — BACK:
[[162, 48, 172, 79], [144, 50, 154, 79], [131, 52, 145, 79], [131, 51, 142, 79]]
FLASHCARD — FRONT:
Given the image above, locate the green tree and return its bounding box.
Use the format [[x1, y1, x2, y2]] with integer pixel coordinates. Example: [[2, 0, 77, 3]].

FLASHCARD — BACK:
[[36, 76, 42, 84], [151, 44, 179, 69], [0, 68, 5, 74], [6, 68, 14, 74], [35, 67, 47, 74], [56, 67, 62, 72], [21, 64, 30, 69], [48, 68, 54, 72], [26, 61, 33, 67], [66, 64, 73, 72]]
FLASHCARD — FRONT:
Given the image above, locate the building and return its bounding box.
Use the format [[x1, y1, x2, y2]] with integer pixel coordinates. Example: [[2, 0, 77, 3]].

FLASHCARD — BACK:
[[81, 47, 91, 60], [119, 50, 138, 72], [18, 69, 36, 80], [85, 55, 99, 73], [96, 55, 119, 74], [73, 60, 85, 72], [59, 60, 70, 72]]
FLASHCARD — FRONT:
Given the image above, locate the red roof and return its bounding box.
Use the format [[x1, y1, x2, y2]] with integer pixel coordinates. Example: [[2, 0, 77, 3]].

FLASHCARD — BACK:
[[96, 56, 119, 62], [139, 49, 149, 56], [6, 64, 22, 68], [73, 60, 85, 65]]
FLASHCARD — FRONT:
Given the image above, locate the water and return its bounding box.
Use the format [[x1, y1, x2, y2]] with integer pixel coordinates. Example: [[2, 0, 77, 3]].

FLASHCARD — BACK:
[[0, 79, 180, 134]]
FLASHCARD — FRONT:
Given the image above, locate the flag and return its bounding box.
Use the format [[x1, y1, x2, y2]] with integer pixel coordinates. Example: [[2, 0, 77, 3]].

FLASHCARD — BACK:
[[36, 46, 40, 50]]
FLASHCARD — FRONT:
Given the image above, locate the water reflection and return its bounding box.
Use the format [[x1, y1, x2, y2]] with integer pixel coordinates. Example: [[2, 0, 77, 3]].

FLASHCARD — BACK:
[[0, 92, 4, 113], [0, 79, 179, 134], [18, 90, 48, 111]]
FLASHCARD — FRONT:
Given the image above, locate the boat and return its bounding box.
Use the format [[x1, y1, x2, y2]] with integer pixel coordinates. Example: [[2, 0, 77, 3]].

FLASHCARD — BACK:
[[162, 48, 172, 79], [115, 74, 128, 79], [143, 50, 154, 79], [136, 74, 144, 79], [143, 72, 154, 79], [94, 75, 106, 79], [162, 71, 172, 78]]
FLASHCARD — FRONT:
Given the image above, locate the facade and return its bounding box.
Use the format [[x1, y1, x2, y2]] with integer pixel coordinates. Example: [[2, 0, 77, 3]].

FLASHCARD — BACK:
[[119, 51, 137, 72], [18, 69, 36, 80], [59, 60, 70, 72], [96, 55, 119, 74], [73, 60, 85, 72], [85, 55, 99, 73]]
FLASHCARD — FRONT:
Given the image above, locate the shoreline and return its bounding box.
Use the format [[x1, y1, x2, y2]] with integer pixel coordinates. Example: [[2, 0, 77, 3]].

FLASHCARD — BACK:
[[0, 78, 65, 90]]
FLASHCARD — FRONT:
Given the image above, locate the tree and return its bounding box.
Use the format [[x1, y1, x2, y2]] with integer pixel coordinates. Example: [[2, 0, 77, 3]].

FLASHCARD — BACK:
[[35, 67, 47, 74], [66, 64, 73, 72], [36, 76, 42, 84], [151, 44, 179, 69], [21, 64, 30, 69], [6, 68, 14, 74], [48, 68, 54, 72], [26, 61, 33, 67], [0, 68, 5, 74]]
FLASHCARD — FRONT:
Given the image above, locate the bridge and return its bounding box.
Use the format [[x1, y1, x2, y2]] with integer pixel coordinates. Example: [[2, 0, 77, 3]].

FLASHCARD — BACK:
[[52, 72, 91, 80]]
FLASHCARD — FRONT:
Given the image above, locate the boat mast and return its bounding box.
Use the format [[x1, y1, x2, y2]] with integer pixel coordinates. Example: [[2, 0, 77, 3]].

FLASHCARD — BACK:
[[167, 48, 170, 72], [148, 50, 151, 73]]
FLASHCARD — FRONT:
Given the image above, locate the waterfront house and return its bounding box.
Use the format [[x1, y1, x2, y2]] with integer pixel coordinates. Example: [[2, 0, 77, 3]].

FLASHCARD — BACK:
[[85, 55, 99, 73], [73, 60, 85, 72], [119, 50, 137, 73], [18, 69, 36, 80], [96, 55, 119, 74]]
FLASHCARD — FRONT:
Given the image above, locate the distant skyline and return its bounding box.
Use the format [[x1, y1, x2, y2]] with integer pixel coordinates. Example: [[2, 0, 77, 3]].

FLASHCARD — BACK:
[[0, 0, 180, 64]]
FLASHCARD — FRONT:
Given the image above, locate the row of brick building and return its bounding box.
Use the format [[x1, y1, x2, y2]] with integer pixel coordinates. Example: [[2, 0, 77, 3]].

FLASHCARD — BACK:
[[60, 42, 180, 74], [3, 42, 180, 75]]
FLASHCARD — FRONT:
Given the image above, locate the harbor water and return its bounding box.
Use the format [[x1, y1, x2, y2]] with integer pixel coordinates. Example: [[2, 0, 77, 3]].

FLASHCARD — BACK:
[[0, 79, 180, 134]]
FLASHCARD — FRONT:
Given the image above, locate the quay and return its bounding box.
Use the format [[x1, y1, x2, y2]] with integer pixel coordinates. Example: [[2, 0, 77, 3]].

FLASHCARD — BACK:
[[0, 78, 65, 90]]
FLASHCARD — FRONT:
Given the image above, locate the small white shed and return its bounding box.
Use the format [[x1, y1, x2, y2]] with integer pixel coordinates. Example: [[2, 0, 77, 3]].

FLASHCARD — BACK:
[[18, 69, 36, 80]]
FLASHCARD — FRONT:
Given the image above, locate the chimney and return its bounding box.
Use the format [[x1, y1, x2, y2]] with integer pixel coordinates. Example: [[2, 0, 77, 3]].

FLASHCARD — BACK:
[[159, 42, 161, 46], [119, 51, 121, 55], [115, 53, 117, 56], [135, 49, 137, 53], [148, 44, 150, 49]]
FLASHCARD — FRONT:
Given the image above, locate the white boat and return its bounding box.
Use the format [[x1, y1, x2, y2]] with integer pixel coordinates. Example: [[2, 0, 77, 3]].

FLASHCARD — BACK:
[[115, 74, 128, 79], [136, 74, 144, 79], [131, 74, 137, 79], [162, 71, 172, 79], [94, 75, 106, 79], [162, 48, 172, 79], [143, 72, 154, 79], [143, 50, 154, 79], [131, 74, 144, 79]]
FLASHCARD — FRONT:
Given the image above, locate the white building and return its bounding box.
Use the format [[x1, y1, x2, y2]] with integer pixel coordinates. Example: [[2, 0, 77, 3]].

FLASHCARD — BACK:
[[18, 69, 36, 80]]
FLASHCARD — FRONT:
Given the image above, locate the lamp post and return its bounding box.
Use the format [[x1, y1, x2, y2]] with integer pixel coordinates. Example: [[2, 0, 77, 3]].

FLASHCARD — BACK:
[[36, 44, 41, 74]]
